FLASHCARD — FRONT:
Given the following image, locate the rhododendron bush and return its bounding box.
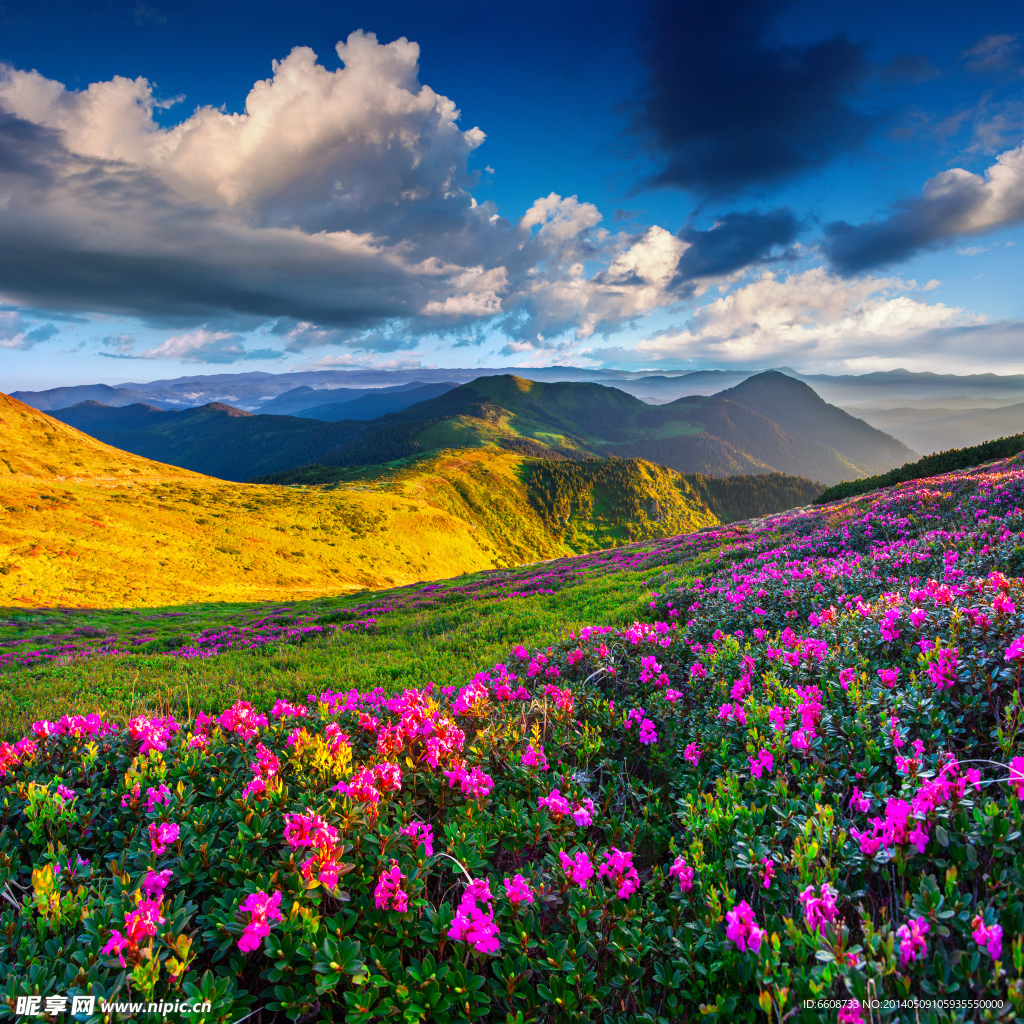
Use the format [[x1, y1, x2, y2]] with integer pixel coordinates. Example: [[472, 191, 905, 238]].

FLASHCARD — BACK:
[[3, 457, 1024, 1022]]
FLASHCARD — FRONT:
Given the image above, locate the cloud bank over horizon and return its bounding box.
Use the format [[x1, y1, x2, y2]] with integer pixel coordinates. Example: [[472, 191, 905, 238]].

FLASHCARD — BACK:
[[0, 6, 1021, 384]]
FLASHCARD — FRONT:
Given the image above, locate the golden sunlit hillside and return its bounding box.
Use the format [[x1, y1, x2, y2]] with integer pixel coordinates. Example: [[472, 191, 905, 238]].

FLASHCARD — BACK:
[[0, 395, 550, 607]]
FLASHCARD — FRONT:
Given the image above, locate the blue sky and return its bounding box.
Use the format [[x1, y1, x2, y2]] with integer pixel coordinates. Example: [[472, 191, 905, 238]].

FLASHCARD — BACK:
[[1, 0, 1022, 389]]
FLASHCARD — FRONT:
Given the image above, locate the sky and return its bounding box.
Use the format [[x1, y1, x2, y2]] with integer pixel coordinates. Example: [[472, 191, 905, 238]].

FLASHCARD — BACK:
[[0, 0, 1022, 390]]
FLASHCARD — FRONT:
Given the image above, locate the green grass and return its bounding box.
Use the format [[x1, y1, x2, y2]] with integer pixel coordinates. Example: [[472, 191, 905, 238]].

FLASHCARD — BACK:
[[0, 558, 691, 739]]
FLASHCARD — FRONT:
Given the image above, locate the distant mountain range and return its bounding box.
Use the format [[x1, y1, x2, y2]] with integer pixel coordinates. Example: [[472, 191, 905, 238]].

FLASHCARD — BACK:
[[45, 370, 915, 485], [15, 365, 1024, 453]]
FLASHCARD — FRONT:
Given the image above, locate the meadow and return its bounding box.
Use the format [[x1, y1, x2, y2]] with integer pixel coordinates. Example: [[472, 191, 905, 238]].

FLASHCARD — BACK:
[[3, 451, 1024, 1022]]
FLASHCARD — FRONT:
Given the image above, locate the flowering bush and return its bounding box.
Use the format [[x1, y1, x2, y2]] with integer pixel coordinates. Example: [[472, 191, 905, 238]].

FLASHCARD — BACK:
[[2, 455, 1024, 1021]]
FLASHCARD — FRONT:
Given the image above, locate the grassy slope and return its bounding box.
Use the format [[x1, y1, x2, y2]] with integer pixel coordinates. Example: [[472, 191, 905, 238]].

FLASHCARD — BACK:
[[0, 557, 680, 737]]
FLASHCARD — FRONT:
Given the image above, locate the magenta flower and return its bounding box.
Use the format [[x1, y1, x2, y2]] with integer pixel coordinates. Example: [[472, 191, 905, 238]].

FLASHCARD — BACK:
[[1005, 635, 1024, 661], [447, 879, 500, 954], [896, 916, 929, 965], [838, 1003, 865, 1024], [103, 930, 129, 967], [748, 749, 773, 779], [799, 883, 839, 934], [144, 784, 172, 813], [503, 874, 535, 907], [148, 822, 179, 856], [142, 868, 172, 898], [849, 786, 871, 813], [683, 743, 702, 767], [597, 848, 640, 899], [558, 850, 595, 890], [638, 719, 658, 745], [399, 821, 434, 859], [669, 855, 693, 893], [538, 789, 572, 817], [877, 667, 900, 688], [521, 743, 549, 771], [283, 811, 338, 849], [725, 900, 765, 954], [972, 914, 1003, 960], [238, 890, 283, 952], [1009, 756, 1024, 799], [373, 861, 409, 913], [760, 857, 775, 890], [572, 797, 596, 827]]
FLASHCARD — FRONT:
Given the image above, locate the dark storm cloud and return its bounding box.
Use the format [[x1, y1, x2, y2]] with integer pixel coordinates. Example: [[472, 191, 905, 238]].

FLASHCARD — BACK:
[[633, 1, 874, 196], [674, 208, 801, 282]]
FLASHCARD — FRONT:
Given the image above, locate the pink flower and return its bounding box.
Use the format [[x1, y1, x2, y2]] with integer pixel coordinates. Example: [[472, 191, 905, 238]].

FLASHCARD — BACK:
[[238, 890, 283, 952], [558, 850, 595, 890], [1009, 756, 1024, 799], [725, 901, 765, 954], [283, 811, 339, 849], [374, 861, 409, 913], [521, 743, 549, 771], [142, 869, 172, 898], [838, 668, 856, 690], [399, 821, 434, 859], [896, 916, 929, 965], [597, 848, 640, 899], [144, 784, 172, 813], [447, 880, 501, 954], [971, 915, 1003, 960], [849, 787, 871, 813], [748, 749, 773, 780], [664, 689, 682, 703], [638, 719, 658, 745], [148, 822, 179, 856], [669, 855, 693, 893], [538, 788, 572, 818], [103, 930, 129, 967], [799, 883, 839, 934], [503, 874, 534, 907], [838, 1003, 865, 1024], [683, 743, 702, 767], [760, 857, 775, 890], [877, 667, 900, 689], [1006, 635, 1024, 661], [572, 798, 596, 828]]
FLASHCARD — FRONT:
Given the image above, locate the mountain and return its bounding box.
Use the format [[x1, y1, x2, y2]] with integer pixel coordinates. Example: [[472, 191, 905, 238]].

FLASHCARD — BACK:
[[296, 382, 458, 421], [50, 402, 364, 481], [849, 401, 1024, 454], [0, 393, 819, 608], [47, 371, 913, 485], [320, 372, 914, 484], [9, 383, 165, 411]]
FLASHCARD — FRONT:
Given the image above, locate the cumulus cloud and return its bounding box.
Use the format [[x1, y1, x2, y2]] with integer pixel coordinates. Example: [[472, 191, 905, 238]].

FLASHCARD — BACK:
[[632, 1, 874, 196], [0, 34, 746, 356], [591, 267, 983, 369], [824, 142, 1024, 273], [138, 328, 281, 363]]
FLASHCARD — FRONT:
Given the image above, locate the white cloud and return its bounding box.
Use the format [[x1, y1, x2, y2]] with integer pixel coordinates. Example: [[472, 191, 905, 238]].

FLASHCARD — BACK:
[[0, 37, 693, 353], [139, 328, 277, 364], [603, 267, 984, 368], [825, 141, 1024, 272], [0, 310, 58, 349]]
